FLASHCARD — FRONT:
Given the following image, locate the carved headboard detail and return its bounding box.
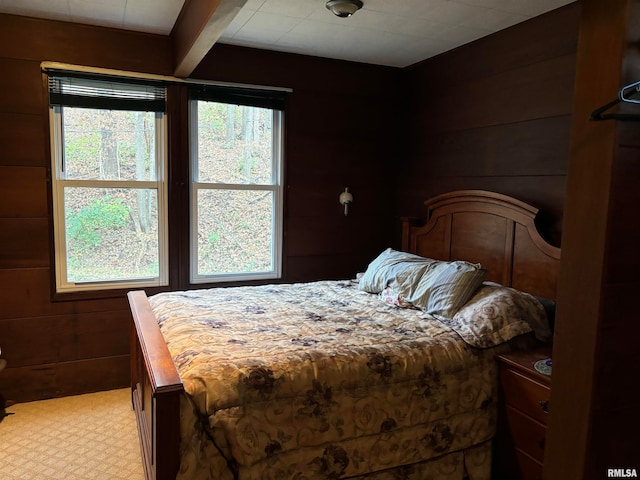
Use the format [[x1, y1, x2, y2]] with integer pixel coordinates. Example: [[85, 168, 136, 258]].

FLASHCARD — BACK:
[[401, 190, 561, 300]]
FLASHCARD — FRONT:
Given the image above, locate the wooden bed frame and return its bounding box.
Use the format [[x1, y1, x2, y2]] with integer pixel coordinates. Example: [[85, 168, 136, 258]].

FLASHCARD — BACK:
[[127, 190, 561, 480]]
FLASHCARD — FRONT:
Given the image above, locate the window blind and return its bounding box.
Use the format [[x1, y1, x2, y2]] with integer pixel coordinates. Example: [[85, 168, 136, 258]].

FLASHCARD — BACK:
[[190, 84, 286, 111], [48, 72, 166, 112]]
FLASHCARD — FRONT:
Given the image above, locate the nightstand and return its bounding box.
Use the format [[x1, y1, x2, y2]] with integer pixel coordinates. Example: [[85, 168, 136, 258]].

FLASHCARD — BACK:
[[494, 348, 552, 480]]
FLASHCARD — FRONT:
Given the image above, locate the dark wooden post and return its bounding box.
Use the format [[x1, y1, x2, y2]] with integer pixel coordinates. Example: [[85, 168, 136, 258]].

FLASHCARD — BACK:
[[545, 1, 640, 478]]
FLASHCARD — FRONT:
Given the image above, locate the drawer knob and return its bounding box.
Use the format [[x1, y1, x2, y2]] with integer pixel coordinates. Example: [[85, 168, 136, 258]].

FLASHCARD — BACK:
[[538, 437, 546, 451], [540, 399, 550, 413]]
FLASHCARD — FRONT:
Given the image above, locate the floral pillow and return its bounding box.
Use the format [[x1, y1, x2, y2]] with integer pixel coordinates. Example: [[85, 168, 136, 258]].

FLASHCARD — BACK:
[[437, 285, 552, 348], [379, 287, 415, 309]]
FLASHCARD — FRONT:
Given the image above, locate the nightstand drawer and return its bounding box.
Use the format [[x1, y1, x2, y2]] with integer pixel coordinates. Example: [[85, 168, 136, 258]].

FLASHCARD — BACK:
[[505, 404, 546, 462], [500, 367, 550, 425], [515, 450, 544, 480]]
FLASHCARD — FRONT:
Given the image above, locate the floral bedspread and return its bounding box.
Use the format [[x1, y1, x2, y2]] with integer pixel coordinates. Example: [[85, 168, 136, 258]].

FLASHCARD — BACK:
[[149, 280, 512, 480]]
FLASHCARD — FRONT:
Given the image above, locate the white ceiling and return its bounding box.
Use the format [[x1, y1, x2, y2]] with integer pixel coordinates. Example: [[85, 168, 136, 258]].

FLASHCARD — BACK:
[[0, 0, 574, 68]]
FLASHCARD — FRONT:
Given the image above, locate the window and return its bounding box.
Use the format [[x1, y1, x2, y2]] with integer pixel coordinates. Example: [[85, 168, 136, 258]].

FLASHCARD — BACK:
[[48, 73, 168, 292], [189, 86, 285, 283]]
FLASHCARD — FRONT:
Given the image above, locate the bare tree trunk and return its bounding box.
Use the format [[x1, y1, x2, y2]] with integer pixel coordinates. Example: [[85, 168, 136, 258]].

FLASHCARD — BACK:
[[225, 104, 235, 148], [99, 110, 119, 179], [243, 107, 255, 182], [253, 108, 261, 140], [135, 112, 151, 233]]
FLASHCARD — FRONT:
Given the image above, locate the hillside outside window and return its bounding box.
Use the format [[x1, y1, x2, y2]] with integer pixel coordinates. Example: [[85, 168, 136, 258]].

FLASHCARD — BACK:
[[189, 86, 285, 283]]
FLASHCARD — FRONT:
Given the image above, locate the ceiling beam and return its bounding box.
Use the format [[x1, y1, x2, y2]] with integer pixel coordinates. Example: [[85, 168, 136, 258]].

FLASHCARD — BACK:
[[171, 0, 247, 77]]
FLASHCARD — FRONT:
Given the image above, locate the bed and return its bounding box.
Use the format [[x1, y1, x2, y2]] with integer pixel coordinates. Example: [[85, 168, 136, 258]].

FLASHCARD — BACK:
[[128, 190, 561, 480]]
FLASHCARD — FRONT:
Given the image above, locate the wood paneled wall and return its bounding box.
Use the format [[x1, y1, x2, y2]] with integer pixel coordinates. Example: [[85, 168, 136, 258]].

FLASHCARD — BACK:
[[0, 15, 400, 402], [399, 4, 581, 245], [0, 15, 174, 402]]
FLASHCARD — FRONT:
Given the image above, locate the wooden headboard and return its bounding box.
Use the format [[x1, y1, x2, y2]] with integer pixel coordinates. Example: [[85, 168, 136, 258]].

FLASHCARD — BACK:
[[401, 190, 561, 300]]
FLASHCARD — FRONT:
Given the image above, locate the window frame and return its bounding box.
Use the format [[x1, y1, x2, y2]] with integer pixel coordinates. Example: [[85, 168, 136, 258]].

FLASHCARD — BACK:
[[48, 75, 169, 294], [188, 98, 284, 284]]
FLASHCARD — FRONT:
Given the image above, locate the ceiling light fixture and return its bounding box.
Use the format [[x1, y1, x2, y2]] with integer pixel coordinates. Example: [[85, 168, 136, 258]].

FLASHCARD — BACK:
[[326, 0, 363, 18]]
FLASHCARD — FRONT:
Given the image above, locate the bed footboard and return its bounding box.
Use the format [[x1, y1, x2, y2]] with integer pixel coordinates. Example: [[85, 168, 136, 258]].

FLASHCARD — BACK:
[[128, 290, 184, 480]]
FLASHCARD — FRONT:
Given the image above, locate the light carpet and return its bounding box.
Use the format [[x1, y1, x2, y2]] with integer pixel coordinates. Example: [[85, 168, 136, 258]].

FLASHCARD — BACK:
[[0, 388, 144, 480]]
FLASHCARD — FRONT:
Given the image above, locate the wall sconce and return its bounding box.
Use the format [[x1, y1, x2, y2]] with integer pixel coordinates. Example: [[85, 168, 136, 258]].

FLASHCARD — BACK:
[[339, 187, 353, 216]]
